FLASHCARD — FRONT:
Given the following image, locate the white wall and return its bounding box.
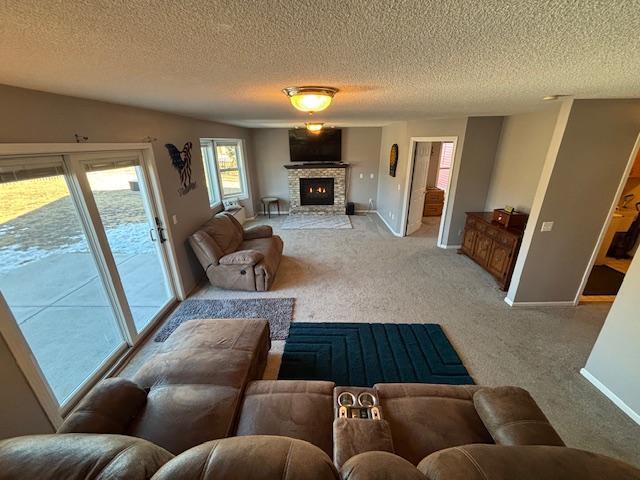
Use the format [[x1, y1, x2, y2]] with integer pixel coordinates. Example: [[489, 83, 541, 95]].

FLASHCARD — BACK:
[[584, 253, 640, 422], [485, 105, 561, 213], [252, 127, 381, 212]]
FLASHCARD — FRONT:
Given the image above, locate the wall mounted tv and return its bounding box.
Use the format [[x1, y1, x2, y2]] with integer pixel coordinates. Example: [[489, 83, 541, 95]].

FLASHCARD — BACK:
[[288, 128, 342, 162]]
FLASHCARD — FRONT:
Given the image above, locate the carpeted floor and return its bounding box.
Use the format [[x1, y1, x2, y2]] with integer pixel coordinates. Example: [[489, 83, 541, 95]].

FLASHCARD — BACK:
[[281, 214, 352, 230], [119, 214, 640, 467]]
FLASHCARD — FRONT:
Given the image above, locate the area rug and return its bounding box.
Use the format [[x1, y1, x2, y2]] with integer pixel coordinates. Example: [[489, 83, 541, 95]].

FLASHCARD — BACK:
[[154, 298, 294, 342], [583, 265, 625, 295], [281, 214, 352, 230], [278, 323, 473, 387]]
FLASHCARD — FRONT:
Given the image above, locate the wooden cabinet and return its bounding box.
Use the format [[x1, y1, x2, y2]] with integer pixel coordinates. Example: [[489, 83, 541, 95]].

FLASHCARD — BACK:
[[459, 212, 527, 290], [423, 187, 444, 216]]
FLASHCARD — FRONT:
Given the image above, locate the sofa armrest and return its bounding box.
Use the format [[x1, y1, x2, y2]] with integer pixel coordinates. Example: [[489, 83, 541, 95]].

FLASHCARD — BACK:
[[417, 445, 640, 480], [219, 249, 264, 266], [189, 230, 224, 268], [243, 225, 273, 240], [473, 386, 564, 446], [58, 378, 147, 434]]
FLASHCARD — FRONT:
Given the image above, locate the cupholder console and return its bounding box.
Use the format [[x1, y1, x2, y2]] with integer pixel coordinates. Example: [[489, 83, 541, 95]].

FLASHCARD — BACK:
[[334, 387, 382, 420]]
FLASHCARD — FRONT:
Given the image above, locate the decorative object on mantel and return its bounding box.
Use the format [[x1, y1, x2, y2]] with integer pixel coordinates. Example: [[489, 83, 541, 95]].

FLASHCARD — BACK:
[[74, 133, 88, 143], [305, 122, 324, 133], [389, 143, 399, 177], [165, 142, 196, 196]]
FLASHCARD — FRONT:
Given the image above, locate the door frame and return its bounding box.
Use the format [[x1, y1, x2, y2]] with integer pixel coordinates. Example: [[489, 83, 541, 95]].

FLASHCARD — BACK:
[[0, 143, 181, 424], [573, 133, 640, 304], [401, 136, 459, 246]]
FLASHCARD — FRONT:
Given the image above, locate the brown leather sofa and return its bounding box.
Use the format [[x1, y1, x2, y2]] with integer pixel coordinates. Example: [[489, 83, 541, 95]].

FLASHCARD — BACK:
[[2, 318, 639, 479], [189, 212, 284, 291]]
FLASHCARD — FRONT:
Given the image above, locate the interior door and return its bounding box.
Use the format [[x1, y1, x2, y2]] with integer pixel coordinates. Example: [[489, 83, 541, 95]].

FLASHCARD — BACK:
[[73, 151, 176, 334], [406, 142, 431, 235]]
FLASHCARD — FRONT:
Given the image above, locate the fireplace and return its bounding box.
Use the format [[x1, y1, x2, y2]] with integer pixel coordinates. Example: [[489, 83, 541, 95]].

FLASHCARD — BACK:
[[300, 178, 334, 206]]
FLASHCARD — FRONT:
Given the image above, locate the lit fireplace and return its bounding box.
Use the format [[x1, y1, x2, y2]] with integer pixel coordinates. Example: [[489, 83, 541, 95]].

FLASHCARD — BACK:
[[299, 178, 334, 206]]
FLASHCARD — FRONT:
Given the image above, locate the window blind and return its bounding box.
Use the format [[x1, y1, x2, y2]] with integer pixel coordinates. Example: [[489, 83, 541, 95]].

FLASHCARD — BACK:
[[0, 155, 65, 184]]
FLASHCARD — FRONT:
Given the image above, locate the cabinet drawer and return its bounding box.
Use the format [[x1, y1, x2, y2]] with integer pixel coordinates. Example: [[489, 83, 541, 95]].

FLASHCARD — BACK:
[[425, 190, 444, 203], [423, 204, 443, 216]]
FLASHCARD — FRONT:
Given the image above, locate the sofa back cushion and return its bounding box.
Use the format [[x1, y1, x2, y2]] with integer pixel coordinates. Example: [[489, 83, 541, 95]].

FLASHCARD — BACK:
[[151, 436, 339, 480], [0, 434, 172, 480], [202, 213, 243, 255]]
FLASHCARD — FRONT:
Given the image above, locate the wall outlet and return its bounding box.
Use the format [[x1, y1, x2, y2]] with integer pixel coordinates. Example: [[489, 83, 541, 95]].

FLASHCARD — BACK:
[[359, 173, 364, 179], [397, 184, 401, 191], [370, 173, 374, 179], [172, 214, 178, 225], [541, 221, 554, 232], [458, 229, 462, 237], [391, 213, 395, 220]]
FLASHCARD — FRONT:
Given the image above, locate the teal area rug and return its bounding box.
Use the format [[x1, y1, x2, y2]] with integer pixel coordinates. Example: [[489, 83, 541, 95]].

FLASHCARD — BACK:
[[278, 323, 473, 386]]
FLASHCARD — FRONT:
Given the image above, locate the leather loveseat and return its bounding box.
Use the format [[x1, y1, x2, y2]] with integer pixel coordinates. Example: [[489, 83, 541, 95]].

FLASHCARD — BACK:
[[2, 318, 639, 480], [189, 212, 284, 291]]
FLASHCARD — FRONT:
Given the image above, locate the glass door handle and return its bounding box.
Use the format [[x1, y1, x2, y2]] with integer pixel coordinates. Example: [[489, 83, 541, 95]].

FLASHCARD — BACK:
[[158, 227, 167, 244], [149, 228, 157, 242]]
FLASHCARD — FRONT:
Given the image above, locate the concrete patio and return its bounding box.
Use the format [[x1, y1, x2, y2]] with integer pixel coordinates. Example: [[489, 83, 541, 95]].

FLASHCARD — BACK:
[[1, 251, 169, 402]]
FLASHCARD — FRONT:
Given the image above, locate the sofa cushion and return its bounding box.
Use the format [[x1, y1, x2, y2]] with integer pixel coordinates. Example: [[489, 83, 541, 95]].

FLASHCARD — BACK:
[[0, 434, 172, 480], [58, 378, 147, 434], [127, 384, 241, 455], [235, 380, 335, 456], [341, 452, 426, 480], [417, 445, 640, 480], [201, 213, 243, 255], [374, 384, 493, 465], [473, 386, 564, 446], [151, 436, 339, 480], [241, 236, 283, 276]]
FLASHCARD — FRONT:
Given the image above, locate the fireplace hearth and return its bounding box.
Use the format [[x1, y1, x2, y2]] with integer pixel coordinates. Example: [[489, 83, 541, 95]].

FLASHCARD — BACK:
[[300, 178, 334, 206]]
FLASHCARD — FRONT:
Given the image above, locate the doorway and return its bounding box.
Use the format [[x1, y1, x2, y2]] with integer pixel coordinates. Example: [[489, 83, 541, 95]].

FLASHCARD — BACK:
[[404, 138, 457, 244], [0, 145, 177, 419], [579, 136, 640, 302]]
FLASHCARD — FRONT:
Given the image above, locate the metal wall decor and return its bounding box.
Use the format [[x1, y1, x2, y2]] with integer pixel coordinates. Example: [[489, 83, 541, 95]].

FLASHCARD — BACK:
[[166, 142, 196, 196], [389, 143, 399, 177]]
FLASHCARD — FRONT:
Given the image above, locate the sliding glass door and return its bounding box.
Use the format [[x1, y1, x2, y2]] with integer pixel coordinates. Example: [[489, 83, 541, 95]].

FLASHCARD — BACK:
[[0, 149, 176, 410], [81, 155, 174, 332]]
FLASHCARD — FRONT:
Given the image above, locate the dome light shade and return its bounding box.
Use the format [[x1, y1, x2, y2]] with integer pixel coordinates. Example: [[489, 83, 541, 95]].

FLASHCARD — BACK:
[[282, 86, 338, 113], [305, 122, 324, 133]]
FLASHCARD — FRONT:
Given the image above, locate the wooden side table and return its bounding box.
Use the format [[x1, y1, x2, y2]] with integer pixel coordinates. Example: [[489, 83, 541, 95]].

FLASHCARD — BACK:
[[261, 197, 280, 218]]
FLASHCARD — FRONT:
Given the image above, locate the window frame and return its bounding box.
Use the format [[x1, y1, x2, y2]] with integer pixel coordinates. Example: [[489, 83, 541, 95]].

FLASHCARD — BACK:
[[436, 142, 454, 192], [200, 138, 248, 206]]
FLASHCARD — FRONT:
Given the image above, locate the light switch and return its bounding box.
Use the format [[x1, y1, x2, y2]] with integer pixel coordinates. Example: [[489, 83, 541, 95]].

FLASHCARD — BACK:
[[397, 184, 401, 191], [359, 173, 364, 179], [172, 214, 178, 225], [370, 173, 374, 179], [541, 221, 554, 232]]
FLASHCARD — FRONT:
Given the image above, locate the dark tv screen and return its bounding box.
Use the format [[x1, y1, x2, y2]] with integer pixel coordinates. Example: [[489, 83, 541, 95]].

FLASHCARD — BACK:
[[289, 129, 342, 162]]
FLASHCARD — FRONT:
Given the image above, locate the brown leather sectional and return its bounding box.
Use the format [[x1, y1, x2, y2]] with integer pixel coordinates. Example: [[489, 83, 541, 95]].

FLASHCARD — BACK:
[[1, 319, 638, 479]]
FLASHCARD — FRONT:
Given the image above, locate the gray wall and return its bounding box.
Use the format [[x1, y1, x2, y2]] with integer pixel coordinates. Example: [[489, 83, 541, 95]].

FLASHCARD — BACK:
[[0, 84, 254, 296], [252, 127, 381, 212], [485, 106, 561, 213], [376, 121, 409, 233], [1, 294, 54, 438], [511, 99, 640, 302], [584, 254, 640, 417], [444, 117, 504, 245]]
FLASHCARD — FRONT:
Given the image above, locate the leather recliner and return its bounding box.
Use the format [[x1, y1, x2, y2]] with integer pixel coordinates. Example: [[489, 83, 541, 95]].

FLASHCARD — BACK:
[[189, 212, 284, 291]]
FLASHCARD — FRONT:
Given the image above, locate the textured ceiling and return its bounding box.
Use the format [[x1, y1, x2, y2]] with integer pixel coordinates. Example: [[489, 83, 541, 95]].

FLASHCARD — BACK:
[[1, 0, 639, 127]]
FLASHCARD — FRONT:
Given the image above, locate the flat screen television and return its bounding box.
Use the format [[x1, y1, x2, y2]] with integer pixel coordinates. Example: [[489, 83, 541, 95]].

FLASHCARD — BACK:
[[288, 128, 342, 162]]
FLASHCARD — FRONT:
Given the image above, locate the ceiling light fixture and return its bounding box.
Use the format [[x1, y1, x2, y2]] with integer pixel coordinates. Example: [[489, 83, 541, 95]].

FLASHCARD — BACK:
[[282, 86, 338, 113], [305, 122, 324, 133], [543, 94, 568, 101]]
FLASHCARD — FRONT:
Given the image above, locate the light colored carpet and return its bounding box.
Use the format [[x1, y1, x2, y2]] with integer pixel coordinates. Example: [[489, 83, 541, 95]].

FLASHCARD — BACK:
[[119, 214, 640, 467], [281, 214, 352, 230]]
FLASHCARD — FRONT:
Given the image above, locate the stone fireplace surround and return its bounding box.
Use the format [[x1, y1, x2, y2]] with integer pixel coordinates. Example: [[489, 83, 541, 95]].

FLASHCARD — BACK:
[[285, 163, 348, 214]]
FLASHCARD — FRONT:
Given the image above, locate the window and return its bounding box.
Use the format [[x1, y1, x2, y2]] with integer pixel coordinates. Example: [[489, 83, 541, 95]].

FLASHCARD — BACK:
[[436, 142, 454, 192], [200, 139, 248, 206]]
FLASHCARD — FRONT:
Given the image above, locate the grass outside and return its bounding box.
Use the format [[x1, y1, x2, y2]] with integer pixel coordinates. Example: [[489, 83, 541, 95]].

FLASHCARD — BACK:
[[0, 176, 69, 224]]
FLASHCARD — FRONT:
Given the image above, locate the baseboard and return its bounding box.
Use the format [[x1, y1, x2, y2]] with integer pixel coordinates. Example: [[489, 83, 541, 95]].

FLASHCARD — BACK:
[[355, 209, 376, 213], [258, 211, 289, 216], [504, 297, 576, 307], [580, 368, 640, 426], [438, 244, 461, 250], [375, 211, 403, 237]]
